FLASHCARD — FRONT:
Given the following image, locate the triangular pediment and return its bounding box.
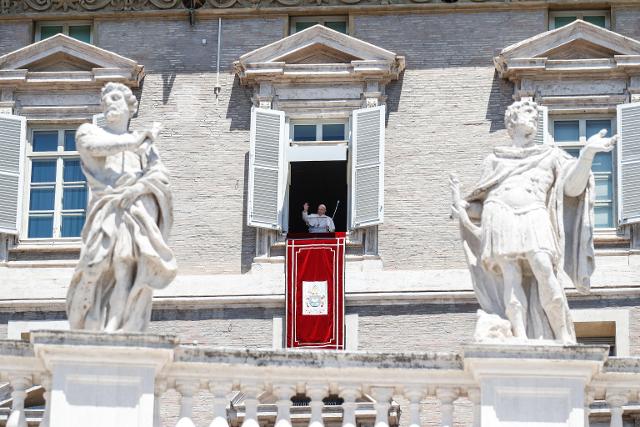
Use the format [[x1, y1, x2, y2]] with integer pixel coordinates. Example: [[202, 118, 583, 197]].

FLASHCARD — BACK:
[[235, 25, 405, 84], [238, 24, 398, 64], [498, 20, 640, 61], [276, 43, 361, 64], [0, 34, 143, 86]]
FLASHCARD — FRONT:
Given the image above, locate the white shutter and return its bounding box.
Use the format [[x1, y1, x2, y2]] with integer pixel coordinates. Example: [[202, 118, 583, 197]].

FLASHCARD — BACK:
[[0, 114, 26, 235], [617, 102, 640, 226], [534, 105, 549, 145], [92, 113, 106, 128], [350, 105, 385, 228], [247, 107, 286, 230]]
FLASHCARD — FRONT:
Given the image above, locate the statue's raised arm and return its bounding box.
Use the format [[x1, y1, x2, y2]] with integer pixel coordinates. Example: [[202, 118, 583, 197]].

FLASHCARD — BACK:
[[451, 100, 613, 344], [67, 82, 177, 333]]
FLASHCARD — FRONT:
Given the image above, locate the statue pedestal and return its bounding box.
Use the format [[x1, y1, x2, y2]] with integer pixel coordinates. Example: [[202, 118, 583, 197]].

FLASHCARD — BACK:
[[32, 330, 176, 427], [464, 343, 608, 427]]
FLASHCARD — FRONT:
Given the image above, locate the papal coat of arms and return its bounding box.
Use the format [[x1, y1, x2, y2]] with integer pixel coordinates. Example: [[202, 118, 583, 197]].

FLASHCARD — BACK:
[[302, 281, 328, 315]]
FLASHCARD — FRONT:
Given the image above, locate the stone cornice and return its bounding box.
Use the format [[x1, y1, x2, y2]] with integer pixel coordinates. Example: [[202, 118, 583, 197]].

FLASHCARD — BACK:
[[0, 0, 637, 17]]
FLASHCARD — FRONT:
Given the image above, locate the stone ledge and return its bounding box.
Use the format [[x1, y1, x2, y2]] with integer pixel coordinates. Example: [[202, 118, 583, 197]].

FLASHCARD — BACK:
[[177, 346, 463, 370], [463, 343, 610, 362], [30, 330, 178, 349]]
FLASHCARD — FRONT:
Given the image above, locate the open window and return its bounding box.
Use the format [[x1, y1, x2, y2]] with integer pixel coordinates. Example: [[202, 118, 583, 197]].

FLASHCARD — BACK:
[[247, 106, 385, 233]]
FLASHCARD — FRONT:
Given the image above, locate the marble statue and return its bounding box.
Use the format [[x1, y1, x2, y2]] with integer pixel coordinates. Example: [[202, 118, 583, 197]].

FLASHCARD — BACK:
[[450, 100, 616, 344], [67, 82, 177, 333]]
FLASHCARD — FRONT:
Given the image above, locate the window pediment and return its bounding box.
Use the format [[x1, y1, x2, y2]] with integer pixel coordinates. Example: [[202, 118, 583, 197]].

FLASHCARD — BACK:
[[0, 34, 144, 88], [235, 25, 404, 84], [495, 20, 640, 78]]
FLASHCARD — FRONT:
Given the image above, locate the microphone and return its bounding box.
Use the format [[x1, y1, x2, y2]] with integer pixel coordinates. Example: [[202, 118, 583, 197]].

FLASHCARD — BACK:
[[332, 200, 340, 219]]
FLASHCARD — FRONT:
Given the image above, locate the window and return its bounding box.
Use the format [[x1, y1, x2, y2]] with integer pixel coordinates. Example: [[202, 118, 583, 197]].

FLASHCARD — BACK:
[[549, 10, 609, 30], [551, 117, 615, 229], [291, 122, 347, 143], [26, 129, 87, 239], [35, 22, 92, 43], [290, 16, 348, 34]]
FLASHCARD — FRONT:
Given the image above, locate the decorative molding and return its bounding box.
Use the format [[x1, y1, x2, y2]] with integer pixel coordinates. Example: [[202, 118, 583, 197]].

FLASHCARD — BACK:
[[0, 0, 556, 15], [0, 33, 144, 89]]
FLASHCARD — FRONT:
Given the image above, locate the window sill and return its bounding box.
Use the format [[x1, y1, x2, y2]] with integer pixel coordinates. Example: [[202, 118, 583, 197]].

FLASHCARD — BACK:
[[13, 239, 81, 252], [593, 230, 629, 247], [290, 141, 348, 146]]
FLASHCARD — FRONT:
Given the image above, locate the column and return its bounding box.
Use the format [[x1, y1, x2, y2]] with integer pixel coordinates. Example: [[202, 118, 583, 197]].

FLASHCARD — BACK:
[[175, 380, 199, 427], [209, 382, 233, 427], [606, 391, 628, 427], [436, 388, 458, 427], [241, 382, 262, 427], [370, 387, 394, 427], [340, 386, 360, 427], [403, 387, 425, 427], [39, 375, 52, 427], [7, 374, 30, 427], [272, 384, 295, 427], [307, 383, 328, 427]]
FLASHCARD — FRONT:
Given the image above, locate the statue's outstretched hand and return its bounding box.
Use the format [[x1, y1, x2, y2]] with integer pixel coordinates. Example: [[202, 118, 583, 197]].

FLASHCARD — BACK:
[[449, 174, 468, 219], [585, 129, 617, 154]]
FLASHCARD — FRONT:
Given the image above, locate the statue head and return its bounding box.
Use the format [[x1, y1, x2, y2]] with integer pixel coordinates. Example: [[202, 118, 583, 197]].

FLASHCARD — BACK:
[[101, 82, 138, 127], [504, 100, 540, 147]]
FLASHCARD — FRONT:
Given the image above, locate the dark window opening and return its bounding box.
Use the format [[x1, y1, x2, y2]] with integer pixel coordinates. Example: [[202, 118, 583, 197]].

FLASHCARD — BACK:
[[288, 161, 348, 233]]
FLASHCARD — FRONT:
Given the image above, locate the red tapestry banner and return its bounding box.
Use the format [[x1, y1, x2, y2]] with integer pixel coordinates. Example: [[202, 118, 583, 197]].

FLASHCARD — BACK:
[[286, 233, 345, 350]]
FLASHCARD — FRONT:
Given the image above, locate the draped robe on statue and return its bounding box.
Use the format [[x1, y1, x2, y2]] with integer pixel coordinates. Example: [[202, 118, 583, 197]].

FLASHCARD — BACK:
[[461, 144, 596, 340], [67, 125, 177, 332]]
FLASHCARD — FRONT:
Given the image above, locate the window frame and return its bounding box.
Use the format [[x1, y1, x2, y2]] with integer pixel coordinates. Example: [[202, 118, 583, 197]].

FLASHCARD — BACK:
[[289, 119, 350, 145], [550, 115, 617, 231], [548, 10, 610, 30], [22, 127, 88, 241], [34, 20, 94, 43], [289, 16, 348, 35]]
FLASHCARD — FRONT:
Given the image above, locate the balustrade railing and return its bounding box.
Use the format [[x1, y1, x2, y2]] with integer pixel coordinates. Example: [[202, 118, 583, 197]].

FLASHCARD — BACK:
[[0, 333, 639, 427]]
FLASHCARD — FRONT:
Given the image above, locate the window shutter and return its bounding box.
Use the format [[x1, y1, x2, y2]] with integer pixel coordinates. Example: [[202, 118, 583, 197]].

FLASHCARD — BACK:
[[350, 105, 385, 228], [92, 113, 106, 128], [0, 114, 26, 235], [534, 105, 549, 145], [247, 107, 286, 230], [617, 102, 640, 226]]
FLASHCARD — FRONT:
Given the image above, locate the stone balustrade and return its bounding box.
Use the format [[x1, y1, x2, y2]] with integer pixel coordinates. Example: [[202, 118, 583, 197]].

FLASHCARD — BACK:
[[0, 331, 639, 426]]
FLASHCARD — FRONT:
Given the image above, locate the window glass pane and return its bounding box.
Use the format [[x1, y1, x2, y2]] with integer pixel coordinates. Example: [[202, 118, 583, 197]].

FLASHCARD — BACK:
[[322, 124, 345, 141], [33, 131, 59, 152], [594, 176, 613, 201], [31, 160, 57, 183], [554, 16, 577, 28], [586, 120, 612, 140], [28, 215, 53, 238], [63, 159, 85, 182], [594, 205, 614, 228], [64, 130, 77, 151], [564, 148, 580, 158], [68, 25, 91, 43], [293, 125, 317, 142], [39, 25, 63, 40], [554, 121, 580, 142], [592, 151, 612, 174], [584, 16, 606, 27], [325, 21, 347, 33], [63, 187, 87, 210], [295, 22, 317, 32], [29, 188, 55, 211], [61, 215, 85, 237]]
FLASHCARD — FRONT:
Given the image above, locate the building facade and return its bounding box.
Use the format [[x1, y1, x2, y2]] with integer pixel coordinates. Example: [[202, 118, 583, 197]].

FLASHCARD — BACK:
[[2, 0, 640, 424]]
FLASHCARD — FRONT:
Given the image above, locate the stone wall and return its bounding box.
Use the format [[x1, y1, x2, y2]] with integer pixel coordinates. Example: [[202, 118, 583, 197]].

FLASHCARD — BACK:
[[0, 20, 31, 56], [351, 10, 545, 270], [613, 6, 640, 40]]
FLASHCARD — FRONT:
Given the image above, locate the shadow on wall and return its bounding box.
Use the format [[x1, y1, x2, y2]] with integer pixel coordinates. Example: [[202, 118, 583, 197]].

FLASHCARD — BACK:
[[227, 75, 254, 131], [384, 70, 404, 125], [162, 72, 176, 105], [241, 152, 256, 273], [486, 70, 514, 133]]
